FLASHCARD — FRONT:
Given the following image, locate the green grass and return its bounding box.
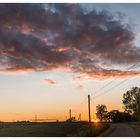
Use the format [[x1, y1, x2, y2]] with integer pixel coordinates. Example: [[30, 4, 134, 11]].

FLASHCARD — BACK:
[[0, 122, 109, 137]]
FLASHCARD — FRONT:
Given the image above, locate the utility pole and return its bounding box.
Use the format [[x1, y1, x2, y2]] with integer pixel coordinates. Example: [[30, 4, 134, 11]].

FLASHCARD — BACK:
[[69, 109, 71, 120], [88, 94, 91, 122]]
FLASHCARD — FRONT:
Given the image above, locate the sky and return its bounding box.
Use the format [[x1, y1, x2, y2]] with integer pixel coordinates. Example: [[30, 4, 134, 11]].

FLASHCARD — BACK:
[[0, 3, 140, 122]]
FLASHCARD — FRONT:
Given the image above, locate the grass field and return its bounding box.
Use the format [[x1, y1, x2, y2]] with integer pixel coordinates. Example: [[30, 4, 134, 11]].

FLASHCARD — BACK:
[[128, 122, 140, 136], [0, 122, 109, 137]]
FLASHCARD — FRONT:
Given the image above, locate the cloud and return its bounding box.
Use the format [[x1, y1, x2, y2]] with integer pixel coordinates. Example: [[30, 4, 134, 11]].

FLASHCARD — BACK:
[[44, 79, 56, 85], [0, 69, 32, 75], [0, 3, 140, 79]]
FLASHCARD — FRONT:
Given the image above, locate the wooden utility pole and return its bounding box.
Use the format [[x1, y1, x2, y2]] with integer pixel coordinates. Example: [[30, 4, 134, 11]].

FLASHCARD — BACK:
[[69, 109, 71, 119], [88, 94, 91, 122]]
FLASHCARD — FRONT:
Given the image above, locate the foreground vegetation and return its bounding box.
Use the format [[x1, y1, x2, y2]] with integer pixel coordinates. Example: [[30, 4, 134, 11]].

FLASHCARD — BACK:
[[0, 122, 109, 137], [96, 87, 140, 123], [128, 122, 140, 136]]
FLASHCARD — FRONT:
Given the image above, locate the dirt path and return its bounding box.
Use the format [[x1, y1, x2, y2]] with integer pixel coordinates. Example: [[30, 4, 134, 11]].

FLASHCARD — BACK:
[[107, 123, 137, 137]]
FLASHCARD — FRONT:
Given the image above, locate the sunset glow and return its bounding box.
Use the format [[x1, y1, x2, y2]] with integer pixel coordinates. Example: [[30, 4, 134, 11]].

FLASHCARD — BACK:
[[0, 3, 140, 122]]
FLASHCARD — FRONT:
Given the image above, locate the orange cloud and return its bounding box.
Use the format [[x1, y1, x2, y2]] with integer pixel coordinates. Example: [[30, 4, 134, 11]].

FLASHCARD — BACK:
[[0, 69, 33, 75], [72, 69, 140, 81]]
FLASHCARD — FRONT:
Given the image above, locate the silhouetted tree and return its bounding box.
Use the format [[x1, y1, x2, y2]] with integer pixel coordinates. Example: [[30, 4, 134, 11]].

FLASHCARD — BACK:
[[123, 87, 140, 121], [107, 110, 119, 122], [107, 110, 135, 122], [96, 104, 108, 122]]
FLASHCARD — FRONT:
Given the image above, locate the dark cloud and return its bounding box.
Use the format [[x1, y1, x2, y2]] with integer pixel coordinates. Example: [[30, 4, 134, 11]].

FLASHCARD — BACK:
[[0, 3, 140, 79], [0, 28, 73, 71]]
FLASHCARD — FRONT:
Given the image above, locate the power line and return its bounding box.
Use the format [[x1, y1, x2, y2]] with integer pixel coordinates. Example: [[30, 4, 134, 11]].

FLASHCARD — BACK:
[[90, 97, 96, 105], [76, 62, 140, 121], [93, 78, 129, 99], [91, 62, 140, 98], [92, 62, 139, 96]]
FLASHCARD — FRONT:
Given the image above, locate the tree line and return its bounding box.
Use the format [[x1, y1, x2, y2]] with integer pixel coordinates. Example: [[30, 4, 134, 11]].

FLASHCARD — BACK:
[[96, 86, 140, 122]]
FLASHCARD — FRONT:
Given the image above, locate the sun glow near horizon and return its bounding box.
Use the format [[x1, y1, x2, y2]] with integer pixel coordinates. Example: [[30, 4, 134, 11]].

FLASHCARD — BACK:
[[0, 3, 140, 122]]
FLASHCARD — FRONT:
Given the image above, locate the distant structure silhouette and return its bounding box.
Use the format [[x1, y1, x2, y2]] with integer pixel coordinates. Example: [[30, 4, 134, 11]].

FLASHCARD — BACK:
[[78, 113, 81, 121]]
